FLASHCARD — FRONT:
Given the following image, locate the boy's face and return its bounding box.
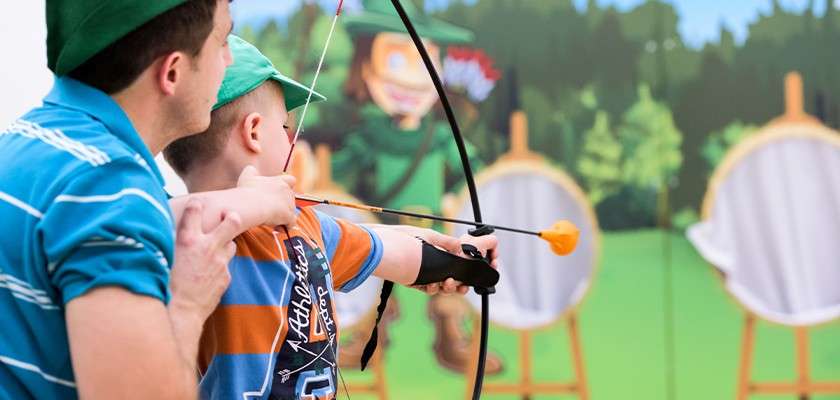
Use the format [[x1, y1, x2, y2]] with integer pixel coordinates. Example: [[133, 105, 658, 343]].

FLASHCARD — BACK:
[[253, 85, 292, 176]]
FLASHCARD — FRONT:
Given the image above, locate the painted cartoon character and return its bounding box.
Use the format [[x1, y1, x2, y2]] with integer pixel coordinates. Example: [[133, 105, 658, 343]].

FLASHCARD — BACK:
[[333, 0, 502, 375]]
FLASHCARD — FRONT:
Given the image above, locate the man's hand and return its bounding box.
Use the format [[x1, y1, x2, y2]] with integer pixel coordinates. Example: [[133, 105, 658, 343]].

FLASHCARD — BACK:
[[169, 200, 240, 323], [167, 199, 241, 372]]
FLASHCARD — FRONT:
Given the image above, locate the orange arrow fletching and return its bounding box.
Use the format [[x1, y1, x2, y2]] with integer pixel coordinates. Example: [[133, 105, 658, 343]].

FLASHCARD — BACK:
[[539, 220, 580, 256], [294, 194, 324, 208]]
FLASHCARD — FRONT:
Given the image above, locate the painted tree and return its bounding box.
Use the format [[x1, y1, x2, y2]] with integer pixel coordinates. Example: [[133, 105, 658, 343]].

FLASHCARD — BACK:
[[578, 111, 622, 204], [619, 84, 683, 190], [701, 121, 759, 171]]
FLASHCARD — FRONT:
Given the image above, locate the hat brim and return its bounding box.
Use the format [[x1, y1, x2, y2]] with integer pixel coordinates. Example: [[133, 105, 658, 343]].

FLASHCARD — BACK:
[[270, 72, 326, 112], [342, 12, 473, 44]]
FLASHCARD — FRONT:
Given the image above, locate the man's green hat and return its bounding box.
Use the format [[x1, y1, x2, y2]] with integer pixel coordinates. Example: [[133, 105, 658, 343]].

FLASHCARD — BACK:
[[47, 0, 187, 75], [343, 0, 473, 44], [215, 35, 326, 111]]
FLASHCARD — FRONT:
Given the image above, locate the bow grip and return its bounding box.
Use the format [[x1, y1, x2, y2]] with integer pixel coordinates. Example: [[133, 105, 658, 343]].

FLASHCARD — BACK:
[[467, 225, 496, 295]]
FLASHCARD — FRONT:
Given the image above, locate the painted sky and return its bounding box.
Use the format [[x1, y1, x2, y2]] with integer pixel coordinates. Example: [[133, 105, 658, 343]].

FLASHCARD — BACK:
[[232, 0, 836, 48]]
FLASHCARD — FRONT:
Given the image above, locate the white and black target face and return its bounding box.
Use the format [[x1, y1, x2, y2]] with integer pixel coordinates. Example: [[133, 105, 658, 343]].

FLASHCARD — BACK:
[[690, 125, 840, 326], [317, 200, 384, 329], [450, 165, 599, 330]]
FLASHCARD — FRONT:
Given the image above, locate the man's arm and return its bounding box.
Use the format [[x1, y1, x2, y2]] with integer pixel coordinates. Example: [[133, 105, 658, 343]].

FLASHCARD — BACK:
[[66, 289, 200, 399], [64, 201, 241, 399]]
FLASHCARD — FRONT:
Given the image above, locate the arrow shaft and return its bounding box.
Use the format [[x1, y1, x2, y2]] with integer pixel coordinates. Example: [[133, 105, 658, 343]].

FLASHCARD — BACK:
[[298, 195, 541, 237]]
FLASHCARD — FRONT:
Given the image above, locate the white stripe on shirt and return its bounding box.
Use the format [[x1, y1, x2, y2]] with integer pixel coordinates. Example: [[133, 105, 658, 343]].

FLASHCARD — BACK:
[[81, 235, 145, 249], [0, 274, 57, 310], [0, 191, 43, 219], [1, 120, 110, 166], [55, 188, 171, 224], [0, 355, 75, 388]]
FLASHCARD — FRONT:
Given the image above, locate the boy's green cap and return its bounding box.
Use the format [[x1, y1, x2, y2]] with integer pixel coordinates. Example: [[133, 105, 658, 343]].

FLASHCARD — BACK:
[[343, 0, 473, 44], [215, 35, 326, 111], [47, 0, 187, 75]]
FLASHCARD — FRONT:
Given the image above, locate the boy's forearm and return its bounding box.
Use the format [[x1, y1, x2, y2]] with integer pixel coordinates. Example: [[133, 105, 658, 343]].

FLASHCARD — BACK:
[[170, 189, 268, 232], [368, 226, 422, 285]]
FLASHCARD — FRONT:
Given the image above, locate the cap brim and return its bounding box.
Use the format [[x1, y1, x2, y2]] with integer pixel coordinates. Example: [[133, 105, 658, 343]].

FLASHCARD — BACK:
[[270, 71, 326, 112]]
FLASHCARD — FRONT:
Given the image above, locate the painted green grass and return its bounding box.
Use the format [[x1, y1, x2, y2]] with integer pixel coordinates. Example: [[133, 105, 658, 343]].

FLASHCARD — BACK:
[[340, 230, 840, 399]]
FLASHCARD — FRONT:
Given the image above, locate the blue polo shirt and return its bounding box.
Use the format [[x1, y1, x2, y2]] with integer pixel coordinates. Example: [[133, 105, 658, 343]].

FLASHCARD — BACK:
[[0, 77, 174, 399]]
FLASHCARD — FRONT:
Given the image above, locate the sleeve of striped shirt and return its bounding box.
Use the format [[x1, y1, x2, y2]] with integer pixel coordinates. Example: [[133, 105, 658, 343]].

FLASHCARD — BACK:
[[315, 210, 383, 293], [38, 160, 174, 305]]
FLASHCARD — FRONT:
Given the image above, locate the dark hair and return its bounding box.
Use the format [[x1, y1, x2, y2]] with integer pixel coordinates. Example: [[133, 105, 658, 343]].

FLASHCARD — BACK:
[[68, 0, 221, 94], [344, 35, 375, 103], [164, 81, 282, 175]]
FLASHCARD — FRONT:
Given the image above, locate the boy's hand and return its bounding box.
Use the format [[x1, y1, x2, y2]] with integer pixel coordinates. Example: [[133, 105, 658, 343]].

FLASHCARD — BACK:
[[394, 226, 499, 296], [236, 165, 297, 227], [169, 200, 240, 323]]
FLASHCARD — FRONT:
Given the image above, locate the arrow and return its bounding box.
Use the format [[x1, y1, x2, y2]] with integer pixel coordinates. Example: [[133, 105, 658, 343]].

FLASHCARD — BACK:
[[295, 194, 580, 256]]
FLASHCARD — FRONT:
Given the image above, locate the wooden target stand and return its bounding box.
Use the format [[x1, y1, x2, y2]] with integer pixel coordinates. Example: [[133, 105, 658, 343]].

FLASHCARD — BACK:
[[700, 72, 840, 400], [451, 111, 598, 400], [295, 143, 392, 399]]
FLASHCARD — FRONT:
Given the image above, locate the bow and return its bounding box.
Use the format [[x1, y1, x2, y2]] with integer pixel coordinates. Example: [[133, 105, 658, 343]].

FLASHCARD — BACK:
[[385, 1, 493, 398], [281, 1, 499, 398]]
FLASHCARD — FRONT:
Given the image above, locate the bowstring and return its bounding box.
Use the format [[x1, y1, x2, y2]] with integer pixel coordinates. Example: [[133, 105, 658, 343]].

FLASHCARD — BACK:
[[282, 0, 345, 173], [279, 3, 351, 397]]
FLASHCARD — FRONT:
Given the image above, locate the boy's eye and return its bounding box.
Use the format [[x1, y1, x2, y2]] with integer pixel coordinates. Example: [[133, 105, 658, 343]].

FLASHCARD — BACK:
[[283, 125, 294, 142]]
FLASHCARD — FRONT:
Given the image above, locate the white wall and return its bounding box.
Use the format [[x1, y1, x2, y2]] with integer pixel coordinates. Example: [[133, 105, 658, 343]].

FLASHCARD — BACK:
[[0, 2, 189, 196], [0, 1, 52, 127]]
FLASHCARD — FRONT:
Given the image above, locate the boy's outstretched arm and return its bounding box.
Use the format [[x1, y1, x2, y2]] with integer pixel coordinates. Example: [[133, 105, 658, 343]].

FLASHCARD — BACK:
[[169, 166, 297, 233], [366, 225, 499, 294]]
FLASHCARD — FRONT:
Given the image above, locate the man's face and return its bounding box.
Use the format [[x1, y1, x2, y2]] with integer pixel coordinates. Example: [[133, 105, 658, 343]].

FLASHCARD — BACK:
[[176, 0, 234, 137], [362, 32, 440, 122]]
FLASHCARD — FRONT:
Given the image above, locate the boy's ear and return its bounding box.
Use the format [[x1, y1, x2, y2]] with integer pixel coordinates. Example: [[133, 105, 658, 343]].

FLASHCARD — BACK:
[[240, 112, 263, 154], [156, 52, 185, 96]]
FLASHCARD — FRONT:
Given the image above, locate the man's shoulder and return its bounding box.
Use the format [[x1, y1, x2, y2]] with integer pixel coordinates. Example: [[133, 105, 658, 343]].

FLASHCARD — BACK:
[[4, 105, 144, 170]]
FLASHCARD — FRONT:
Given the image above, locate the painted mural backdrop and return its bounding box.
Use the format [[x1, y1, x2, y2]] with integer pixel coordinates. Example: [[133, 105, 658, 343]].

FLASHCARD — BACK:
[[236, 0, 840, 231], [232, 1, 840, 399]]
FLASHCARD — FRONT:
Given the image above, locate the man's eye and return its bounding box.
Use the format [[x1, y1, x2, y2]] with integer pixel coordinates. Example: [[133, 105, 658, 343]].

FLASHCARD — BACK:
[[283, 125, 289, 129]]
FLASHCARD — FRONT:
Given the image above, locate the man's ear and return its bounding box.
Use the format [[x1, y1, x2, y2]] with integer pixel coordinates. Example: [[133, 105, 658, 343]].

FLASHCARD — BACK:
[[239, 112, 263, 154], [156, 52, 186, 96]]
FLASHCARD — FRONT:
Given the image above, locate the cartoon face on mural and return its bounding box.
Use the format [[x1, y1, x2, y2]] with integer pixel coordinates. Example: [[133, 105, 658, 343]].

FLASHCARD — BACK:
[[361, 32, 441, 129]]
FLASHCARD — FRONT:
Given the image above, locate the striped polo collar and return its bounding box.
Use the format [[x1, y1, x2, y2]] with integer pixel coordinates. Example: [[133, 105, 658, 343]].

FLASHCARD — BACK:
[[43, 76, 165, 186]]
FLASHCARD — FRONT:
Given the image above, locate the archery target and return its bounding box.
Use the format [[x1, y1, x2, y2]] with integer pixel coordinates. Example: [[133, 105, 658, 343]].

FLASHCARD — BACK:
[[689, 124, 840, 326], [449, 161, 599, 330]]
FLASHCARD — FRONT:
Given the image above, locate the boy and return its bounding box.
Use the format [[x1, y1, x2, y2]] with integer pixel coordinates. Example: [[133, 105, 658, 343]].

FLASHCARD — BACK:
[[164, 35, 499, 400]]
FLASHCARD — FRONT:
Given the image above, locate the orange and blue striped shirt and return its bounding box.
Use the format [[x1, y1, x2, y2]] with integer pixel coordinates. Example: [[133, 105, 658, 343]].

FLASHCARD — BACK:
[[197, 207, 382, 400]]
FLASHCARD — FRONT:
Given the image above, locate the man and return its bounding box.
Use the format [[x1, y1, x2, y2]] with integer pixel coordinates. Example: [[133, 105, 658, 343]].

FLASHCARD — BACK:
[[163, 36, 499, 399], [0, 1, 296, 399]]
